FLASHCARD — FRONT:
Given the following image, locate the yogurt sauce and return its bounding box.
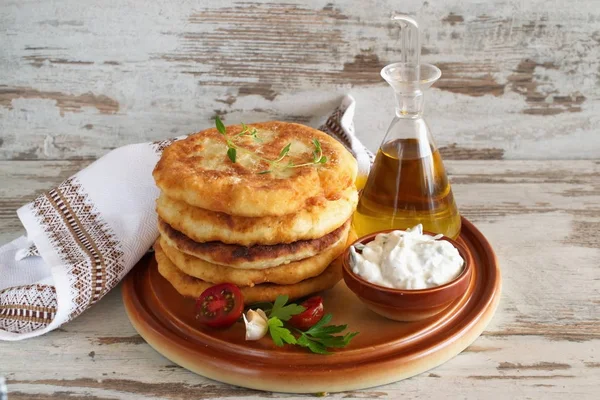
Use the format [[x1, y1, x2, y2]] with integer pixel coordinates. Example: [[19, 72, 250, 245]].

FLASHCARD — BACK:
[[350, 225, 464, 290]]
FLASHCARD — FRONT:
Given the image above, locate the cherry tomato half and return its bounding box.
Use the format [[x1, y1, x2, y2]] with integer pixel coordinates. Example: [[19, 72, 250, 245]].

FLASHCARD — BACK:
[[288, 296, 324, 331], [195, 283, 244, 328]]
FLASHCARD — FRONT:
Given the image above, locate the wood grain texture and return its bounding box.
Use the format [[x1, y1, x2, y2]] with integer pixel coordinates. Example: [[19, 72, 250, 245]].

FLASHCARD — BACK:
[[1, 0, 599, 160], [0, 160, 598, 399]]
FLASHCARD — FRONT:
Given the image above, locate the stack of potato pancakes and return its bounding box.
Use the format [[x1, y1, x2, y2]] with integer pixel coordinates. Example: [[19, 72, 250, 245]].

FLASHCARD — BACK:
[[152, 121, 359, 304]]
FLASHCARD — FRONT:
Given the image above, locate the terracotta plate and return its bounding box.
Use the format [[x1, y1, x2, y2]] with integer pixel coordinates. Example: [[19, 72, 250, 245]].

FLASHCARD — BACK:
[[123, 217, 501, 393]]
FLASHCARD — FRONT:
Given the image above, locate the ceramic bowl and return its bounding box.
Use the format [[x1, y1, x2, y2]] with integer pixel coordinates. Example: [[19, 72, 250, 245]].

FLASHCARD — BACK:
[[342, 230, 473, 322]]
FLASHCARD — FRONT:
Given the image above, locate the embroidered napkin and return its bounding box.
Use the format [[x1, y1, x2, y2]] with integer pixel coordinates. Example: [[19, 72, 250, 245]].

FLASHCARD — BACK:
[[0, 95, 374, 341]]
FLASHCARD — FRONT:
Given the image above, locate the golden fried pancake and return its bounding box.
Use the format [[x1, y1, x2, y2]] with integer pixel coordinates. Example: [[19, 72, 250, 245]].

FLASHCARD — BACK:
[[153, 121, 358, 217], [154, 240, 344, 304], [158, 223, 348, 286], [156, 188, 357, 246], [158, 215, 351, 268]]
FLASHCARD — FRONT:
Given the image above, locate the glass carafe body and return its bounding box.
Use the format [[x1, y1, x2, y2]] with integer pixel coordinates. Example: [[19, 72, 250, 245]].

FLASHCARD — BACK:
[[353, 63, 461, 239]]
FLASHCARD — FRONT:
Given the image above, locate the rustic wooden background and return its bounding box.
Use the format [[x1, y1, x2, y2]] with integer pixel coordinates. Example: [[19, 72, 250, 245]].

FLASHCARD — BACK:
[[1, 0, 599, 399], [1, 0, 599, 160]]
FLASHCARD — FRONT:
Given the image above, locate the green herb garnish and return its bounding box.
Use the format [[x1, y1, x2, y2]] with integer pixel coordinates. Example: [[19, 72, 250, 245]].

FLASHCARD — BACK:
[[214, 117, 328, 174], [226, 147, 236, 163], [269, 294, 306, 321], [267, 317, 298, 346], [296, 314, 359, 355], [254, 295, 358, 355], [215, 116, 226, 135]]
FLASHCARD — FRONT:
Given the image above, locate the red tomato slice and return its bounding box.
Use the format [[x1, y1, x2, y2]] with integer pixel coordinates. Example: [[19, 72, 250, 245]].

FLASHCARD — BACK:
[[289, 296, 324, 331], [195, 283, 244, 328]]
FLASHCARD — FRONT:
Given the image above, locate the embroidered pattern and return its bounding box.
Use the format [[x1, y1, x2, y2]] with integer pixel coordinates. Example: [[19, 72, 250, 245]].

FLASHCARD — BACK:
[[14, 243, 40, 261], [0, 284, 57, 334], [151, 138, 177, 154], [31, 177, 125, 320]]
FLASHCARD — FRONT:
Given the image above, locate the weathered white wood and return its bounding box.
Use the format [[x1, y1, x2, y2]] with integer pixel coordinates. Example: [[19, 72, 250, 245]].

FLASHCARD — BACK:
[[0, 160, 598, 398], [1, 0, 599, 161]]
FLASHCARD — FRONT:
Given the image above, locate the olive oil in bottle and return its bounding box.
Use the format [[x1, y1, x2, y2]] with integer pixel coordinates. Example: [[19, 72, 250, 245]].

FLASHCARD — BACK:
[[352, 138, 461, 238], [352, 14, 461, 239]]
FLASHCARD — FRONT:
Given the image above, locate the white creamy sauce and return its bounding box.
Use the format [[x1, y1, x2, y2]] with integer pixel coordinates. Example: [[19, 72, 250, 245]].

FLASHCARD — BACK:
[[350, 225, 464, 290]]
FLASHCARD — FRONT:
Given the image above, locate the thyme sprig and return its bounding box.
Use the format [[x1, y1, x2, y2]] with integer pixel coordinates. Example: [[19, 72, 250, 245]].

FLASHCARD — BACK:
[[215, 116, 327, 174]]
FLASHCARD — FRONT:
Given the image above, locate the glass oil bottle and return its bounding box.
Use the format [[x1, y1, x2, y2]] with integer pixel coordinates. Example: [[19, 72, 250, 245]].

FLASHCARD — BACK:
[[353, 15, 461, 239]]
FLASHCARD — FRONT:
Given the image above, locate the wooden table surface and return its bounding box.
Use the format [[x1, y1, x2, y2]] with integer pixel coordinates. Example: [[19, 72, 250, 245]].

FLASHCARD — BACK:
[[1, 159, 598, 399], [1, 0, 600, 398]]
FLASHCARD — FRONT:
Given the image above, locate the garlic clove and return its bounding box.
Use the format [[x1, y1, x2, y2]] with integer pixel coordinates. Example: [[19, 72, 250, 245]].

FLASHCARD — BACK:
[[243, 309, 269, 341]]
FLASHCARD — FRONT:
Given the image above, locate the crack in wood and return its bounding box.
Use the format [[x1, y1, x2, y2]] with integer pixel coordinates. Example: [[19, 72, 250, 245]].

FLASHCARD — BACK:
[[338, 390, 388, 398], [436, 62, 505, 97], [6, 379, 276, 399], [450, 169, 600, 185], [559, 186, 600, 197], [439, 144, 504, 160], [215, 95, 237, 106], [497, 362, 571, 371], [442, 13, 464, 25], [9, 392, 113, 400], [339, 53, 386, 85], [23, 56, 94, 68], [93, 335, 146, 345], [484, 330, 599, 343], [216, 107, 313, 123], [459, 205, 563, 219], [38, 20, 84, 27], [463, 345, 501, 353], [0, 86, 119, 116], [13, 148, 41, 160], [584, 362, 600, 368], [468, 374, 575, 380], [237, 84, 279, 101], [23, 46, 67, 51]]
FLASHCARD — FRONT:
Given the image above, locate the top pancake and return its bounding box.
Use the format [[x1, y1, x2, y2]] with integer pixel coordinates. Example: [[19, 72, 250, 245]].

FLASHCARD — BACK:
[[153, 121, 358, 217]]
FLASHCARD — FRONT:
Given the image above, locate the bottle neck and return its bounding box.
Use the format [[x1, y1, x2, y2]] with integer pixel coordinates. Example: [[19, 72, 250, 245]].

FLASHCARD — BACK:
[[394, 90, 424, 118]]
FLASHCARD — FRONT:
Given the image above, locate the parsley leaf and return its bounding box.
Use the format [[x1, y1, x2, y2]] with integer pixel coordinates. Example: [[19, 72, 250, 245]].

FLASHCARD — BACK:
[[298, 313, 359, 353], [297, 334, 329, 355], [306, 313, 332, 331], [268, 317, 297, 346], [268, 295, 305, 321], [305, 323, 347, 337]]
